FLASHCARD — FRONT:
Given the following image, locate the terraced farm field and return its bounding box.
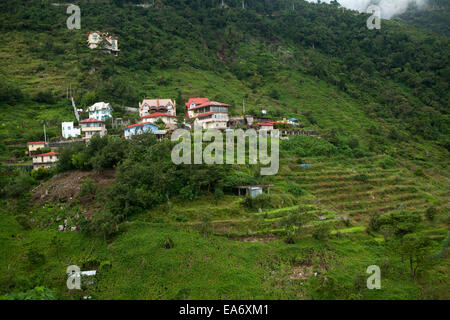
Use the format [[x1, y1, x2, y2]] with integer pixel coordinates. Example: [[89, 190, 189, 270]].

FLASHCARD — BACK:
[[138, 155, 449, 243]]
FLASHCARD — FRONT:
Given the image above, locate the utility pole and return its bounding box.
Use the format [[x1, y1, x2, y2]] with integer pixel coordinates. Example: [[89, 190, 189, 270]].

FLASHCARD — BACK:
[[242, 100, 245, 115], [43, 124, 47, 145], [242, 0, 244, 9]]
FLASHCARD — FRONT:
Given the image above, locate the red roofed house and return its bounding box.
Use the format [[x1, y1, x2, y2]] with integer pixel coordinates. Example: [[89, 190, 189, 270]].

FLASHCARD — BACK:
[[140, 112, 177, 129], [139, 99, 176, 118], [187, 99, 230, 130], [32, 152, 60, 170], [253, 122, 274, 131], [27, 141, 46, 156], [79, 118, 107, 141], [185, 98, 209, 118]]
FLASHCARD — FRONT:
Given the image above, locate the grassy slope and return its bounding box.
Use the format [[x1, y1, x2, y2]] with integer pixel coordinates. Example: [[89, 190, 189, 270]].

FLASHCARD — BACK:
[[1, 154, 448, 299]]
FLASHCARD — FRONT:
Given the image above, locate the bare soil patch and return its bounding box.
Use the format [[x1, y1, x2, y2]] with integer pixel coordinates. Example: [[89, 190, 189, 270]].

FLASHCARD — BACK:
[[31, 170, 115, 204]]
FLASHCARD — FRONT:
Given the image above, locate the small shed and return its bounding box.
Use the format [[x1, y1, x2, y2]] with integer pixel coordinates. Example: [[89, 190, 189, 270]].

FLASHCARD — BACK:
[[235, 184, 274, 197]]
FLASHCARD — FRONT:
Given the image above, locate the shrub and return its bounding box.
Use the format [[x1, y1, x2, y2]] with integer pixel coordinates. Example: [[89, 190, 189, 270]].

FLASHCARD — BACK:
[[414, 168, 425, 177], [284, 227, 297, 244], [161, 236, 175, 249], [378, 156, 397, 169], [285, 182, 303, 196], [243, 193, 296, 210], [4, 171, 35, 198], [348, 137, 360, 149], [26, 247, 45, 268], [79, 178, 97, 198], [71, 152, 90, 170], [311, 223, 331, 241], [242, 194, 272, 209], [425, 207, 437, 222], [87, 211, 118, 239], [30, 167, 52, 181], [214, 187, 224, 200], [33, 90, 55, 104], [354, 173, 369, 183], [179, 185, 195, 200], [15, 214, 32, 230], [3, 286, 56, 300], [199, 213, 212, 237]]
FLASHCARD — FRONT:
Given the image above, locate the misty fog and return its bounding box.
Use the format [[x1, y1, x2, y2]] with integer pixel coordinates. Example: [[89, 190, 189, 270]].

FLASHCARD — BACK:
[[305, 0, 428, 19]]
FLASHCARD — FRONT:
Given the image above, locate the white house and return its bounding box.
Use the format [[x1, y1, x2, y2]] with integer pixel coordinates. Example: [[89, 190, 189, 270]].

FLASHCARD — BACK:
[[27, 141, 46, 155], [87, 31, 119, 55], [140, 112, 177, 129], [88, 102, 113, 121], [139, 99, 176, 118], [62, 122, 81, 139], [32, 152, 60, 170], [123, 122, 166, 139], [79, 118, 107, 141]]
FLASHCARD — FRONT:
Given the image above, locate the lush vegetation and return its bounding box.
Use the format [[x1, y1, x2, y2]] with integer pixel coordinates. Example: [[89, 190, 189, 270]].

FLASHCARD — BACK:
[[0, 0, 448, 300]]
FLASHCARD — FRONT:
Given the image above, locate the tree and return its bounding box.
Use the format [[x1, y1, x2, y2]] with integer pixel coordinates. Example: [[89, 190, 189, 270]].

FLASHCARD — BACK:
[[176, 112, 185, 129], [88, 210, 119, 239], [155, 118, 166, 130], [81, 91, 97, 107], [399, 233, 434, 278], [312, 223, 331, 241]]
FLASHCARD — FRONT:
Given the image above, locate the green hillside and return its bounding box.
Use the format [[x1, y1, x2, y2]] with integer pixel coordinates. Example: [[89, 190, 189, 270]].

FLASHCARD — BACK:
[[0, 0, 448, 300]]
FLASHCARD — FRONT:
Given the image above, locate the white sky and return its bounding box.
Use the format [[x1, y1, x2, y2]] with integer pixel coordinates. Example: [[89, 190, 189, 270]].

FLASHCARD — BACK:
[[305, 0, 428, 19]]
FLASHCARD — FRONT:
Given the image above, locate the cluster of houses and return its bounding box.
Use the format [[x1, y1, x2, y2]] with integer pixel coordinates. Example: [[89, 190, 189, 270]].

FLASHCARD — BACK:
[[27, 96, 304, 170]]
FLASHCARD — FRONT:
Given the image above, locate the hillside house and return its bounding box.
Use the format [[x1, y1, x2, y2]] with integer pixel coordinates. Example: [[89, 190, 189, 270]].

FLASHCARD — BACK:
[[27, 141, 46, 155], [88, 102, 113, 121], [62, 122, 81, 139], [32, 152, 60, 170], [139, 99, 176, 118], [254, 122, 274, 131], [79, 118, 107, 141], [185, 98, 209, 118], [140, 112, 177, 129], [87, 31, 120, 55], [123, 122, 166, 139], [186, 99, 230, 130]]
